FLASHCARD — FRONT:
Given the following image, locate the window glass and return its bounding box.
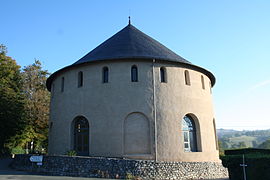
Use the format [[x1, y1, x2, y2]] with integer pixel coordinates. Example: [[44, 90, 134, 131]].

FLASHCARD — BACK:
[[103, 67, 109, 83], [182, 115, 197, 152], [184, 70, 190, 85], [160, 67, 166, 82], [74, 117, 89, 156], [51, 83, 55, 97], [209, 81, 212, 93], [184, 132, 189, 142], [201, 75, 205, 89], [61, 77, 64, 92], [213, 119, 218, 150], [78, 71, 83, 87], [131, 65, 138, 82]]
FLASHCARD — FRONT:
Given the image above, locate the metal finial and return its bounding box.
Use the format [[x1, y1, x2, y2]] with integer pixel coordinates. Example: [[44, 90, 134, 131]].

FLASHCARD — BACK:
[[128, 16, 131, 25]]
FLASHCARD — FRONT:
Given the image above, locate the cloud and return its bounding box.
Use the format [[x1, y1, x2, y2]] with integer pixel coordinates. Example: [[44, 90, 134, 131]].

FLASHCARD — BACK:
[[248, 79, 270, 92]]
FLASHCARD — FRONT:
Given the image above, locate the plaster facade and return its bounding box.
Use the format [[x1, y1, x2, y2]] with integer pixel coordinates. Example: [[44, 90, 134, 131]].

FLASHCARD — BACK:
[[48, 59, 219, 162]]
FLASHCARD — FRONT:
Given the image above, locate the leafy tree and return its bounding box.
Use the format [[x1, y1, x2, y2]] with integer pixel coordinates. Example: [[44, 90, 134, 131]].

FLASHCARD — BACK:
[[238, 141, 247, 148], [0, 44, 26, 154], [1, 45, 50, 154], [21, 60, 50, 153], [218, 137, 229, 149], [258, 139, 270, 149], [218, 140, 225, 155], [252, 140, 258, 148]]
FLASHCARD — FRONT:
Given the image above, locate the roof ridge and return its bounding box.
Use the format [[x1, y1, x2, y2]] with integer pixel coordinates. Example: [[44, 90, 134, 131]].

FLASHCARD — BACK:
[[73, 24, 190, 65]]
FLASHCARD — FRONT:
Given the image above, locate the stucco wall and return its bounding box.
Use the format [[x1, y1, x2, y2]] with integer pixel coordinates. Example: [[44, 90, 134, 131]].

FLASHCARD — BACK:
[[48, 59, 219, 162], [154, 63, 218, 162]]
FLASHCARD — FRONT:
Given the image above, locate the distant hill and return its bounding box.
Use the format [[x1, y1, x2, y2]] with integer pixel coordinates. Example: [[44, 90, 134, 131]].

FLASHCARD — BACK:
[[217, 129, 239, 137], [217, 129, 270, 149]]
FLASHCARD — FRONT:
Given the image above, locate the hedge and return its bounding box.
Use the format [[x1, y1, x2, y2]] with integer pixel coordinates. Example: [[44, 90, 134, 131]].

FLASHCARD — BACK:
[[221, 149, 270, 180], [224, 148, 270, 155]]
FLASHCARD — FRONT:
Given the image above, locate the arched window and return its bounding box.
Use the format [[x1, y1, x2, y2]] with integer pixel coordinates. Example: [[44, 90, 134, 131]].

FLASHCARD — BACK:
[[78, 71, 83, 87], [201, 75, 205, 89], [49, 122, 53, 130], [160, 67, 166, 83], [213, 119, 218, 150], [209, 81, 212, 94], [73, 116, 89, 156], [51, 83, 55, 97], [184, 70, 190, 85], [182, 115, 197, 152], [61, 77, 65, 92], [131, 65, 138, 82], [102, 67, 109, 83]]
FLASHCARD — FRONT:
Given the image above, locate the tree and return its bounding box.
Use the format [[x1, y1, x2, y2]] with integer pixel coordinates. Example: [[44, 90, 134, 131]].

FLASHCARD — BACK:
[[258, 139, 270, 149], [0, 45, 50, 155], [238, 141, 247, 148], [218, 138, 229, 149], [218, 140, 225, 155], [0, 44, 26, 154], [21, 60, 50, 153], [252, 140, 258, 148]]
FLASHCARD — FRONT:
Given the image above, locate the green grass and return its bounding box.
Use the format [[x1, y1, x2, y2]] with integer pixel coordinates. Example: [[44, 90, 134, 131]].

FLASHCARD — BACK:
[[229, 135, 256, 147]]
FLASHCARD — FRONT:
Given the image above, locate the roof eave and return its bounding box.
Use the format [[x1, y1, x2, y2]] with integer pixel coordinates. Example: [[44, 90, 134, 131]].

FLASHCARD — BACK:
[[46, 58, 215, 92]]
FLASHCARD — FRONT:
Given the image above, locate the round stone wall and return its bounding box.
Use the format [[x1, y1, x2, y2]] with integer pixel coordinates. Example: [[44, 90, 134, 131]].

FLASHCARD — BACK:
[[12, 155, 228, 179]]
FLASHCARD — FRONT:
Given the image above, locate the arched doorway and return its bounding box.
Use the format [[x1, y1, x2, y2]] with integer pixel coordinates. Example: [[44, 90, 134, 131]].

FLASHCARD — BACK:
[[73, 116, 89, 156]]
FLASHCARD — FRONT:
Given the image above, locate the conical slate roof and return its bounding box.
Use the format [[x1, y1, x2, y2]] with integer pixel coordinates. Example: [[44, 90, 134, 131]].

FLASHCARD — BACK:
[[46, 23, 216, 91], [74, 24, 191, 65]]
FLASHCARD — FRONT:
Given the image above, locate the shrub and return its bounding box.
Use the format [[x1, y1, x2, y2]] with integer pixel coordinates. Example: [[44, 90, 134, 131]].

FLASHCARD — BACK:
[[11, 147, 25, 154], [125, 172, 141, 180], [224, 148, 270, 155], [65, 150, 77, 156], [126, 172, 134, 180], [221, 151, 270, 180]]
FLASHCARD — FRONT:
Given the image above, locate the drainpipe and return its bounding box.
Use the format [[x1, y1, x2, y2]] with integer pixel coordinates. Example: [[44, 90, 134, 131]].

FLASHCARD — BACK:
[[152, 59, 158, 161]]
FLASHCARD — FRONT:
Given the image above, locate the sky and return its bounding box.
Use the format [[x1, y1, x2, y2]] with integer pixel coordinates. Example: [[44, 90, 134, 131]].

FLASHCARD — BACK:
[[1, 0, 270, 130]]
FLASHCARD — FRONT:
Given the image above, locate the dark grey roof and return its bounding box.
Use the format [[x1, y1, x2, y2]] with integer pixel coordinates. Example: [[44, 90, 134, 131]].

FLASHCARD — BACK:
[[74, 24, 191, 65], [46, 23, 216, 91]]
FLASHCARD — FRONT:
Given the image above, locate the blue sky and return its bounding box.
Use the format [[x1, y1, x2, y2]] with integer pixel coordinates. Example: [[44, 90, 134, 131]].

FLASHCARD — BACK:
[[1, 0, 270, 130]]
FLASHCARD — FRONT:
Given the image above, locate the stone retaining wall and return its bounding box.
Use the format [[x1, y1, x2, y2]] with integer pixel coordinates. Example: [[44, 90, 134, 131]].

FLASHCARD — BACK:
[[11, 155, 228, 179]]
